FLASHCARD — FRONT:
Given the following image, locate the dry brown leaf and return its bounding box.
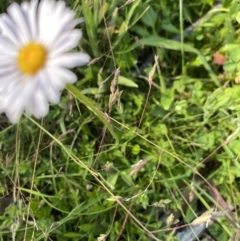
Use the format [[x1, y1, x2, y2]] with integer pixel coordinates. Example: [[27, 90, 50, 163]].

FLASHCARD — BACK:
[[130, 159, 148, 176]]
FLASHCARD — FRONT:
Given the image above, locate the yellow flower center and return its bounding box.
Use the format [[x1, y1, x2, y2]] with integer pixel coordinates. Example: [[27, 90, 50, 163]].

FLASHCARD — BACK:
[[17, 43, 47, 75]]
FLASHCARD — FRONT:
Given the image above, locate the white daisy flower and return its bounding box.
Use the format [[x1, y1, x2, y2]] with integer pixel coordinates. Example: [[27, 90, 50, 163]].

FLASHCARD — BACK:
[[0, 0, 90, 123]]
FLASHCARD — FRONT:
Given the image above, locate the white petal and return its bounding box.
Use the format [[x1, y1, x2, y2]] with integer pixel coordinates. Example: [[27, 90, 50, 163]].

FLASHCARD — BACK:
[[4, 82, 32, 123], [38, 0, 75, 47], [45, 68, 67, 90], [50, 30, 82, 56], [55, 68, 78, 84], [57, 8, 75, 32], [37, 0, 54, 45], [51, 0, 76, 31], [0, 65, 19, 80], [3, 75, 41, 123], [0, 55, 17, 66], [74, 18, 84, 26], [0, 35, 18, 56], [21, 0, 38, 40], [49, 53, 90, 68], [49, 67, 77, 87], [0, 65, 17, 75], [0, 14, 21, 47], [30, 88, 49, 119], [38, 70, 61, 104], [0, 89, 6, 113], [0, 71, 21, 92], [7, 2, 31, 44], [5, 105, 24, 123]]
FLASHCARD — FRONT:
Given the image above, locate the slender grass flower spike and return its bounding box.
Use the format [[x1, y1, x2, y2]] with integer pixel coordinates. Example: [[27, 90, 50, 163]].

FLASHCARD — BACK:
[[0, 0, 90, 123]]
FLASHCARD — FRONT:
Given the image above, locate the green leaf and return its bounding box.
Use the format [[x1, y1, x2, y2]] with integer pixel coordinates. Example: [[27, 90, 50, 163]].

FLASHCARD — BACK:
[[161, 88, 175, 110], [120, 171, 134, 186], [203, 86, 240, 120], [81, 88, 104, 95], [228, 140, 240, 155], [229, 48, 240, 62], [63, 232, 81, 238], [118, 76, 138, 88], [107, 174, 119, 189], [123, 36, 219, 86], [223, 62, 237, 73], [161, 20, 180, 34], [166, 213, 175, 226], [196, 132, 215, 150], [141, 6, 157, 29], [79, 223, 95, 232], [67, 84, 119, 142], [81, 1, 98, 57]]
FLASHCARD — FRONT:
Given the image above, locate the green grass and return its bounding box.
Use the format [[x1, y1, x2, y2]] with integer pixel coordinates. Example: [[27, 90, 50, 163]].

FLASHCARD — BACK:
[[1, 0, 240, 240]]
